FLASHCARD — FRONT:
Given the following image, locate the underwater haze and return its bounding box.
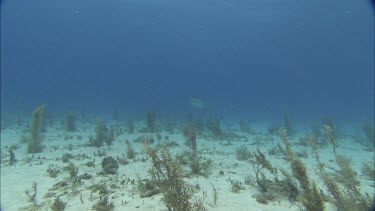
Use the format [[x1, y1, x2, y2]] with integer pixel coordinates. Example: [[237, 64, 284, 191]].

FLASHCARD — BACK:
[[1, 1, 375, 211], [1, 0, 374, 122]]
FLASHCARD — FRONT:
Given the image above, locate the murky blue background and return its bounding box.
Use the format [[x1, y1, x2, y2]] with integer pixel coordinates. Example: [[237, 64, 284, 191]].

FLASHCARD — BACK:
[[1, 0, 374, 123]]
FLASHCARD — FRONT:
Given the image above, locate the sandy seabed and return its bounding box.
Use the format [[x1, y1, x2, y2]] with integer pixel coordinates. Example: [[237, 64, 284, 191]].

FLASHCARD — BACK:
[[1, 121, 373, 211]]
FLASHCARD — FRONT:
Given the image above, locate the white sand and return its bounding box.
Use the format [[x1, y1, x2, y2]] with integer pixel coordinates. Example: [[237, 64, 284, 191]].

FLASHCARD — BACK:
[[1, 122, 373, 211]]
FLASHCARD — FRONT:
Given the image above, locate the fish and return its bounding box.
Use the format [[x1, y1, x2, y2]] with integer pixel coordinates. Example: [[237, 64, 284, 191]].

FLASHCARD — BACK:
[[190, 97, 206, 109]]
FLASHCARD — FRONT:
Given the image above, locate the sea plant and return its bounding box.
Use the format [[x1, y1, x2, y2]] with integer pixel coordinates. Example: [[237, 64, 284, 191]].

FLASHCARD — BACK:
[[47, 165, 61, 178], [235, 146, 253, 161], [67, 162, 79, 178], [189, 156, 212, 177], [137, 178, 161, 198], [9, 150, 16, 165], [88, 118, 106, 147], [25, 182, 38, 207], [104, 125, 124, 146], [229, 180, 245, 193], [51, 196, 66, 211], [239, 120, 252, 133], [64, 112, 76, 132], [361, 161, 375, 181], [207, 117, 223, 137], [91, 194, 114, 211], [146, 111, 156, 133], [250, 148, 275, 189], [181, 122, 197, 154], [125, 139, 135, 159], [278, 128, 325, 211], [27, 105, 45, 153], [88, 119, 123, 147], [319, 126, 373, 211], [362, 120, 374, 147], [143, 139, 194, 211], [127, 119, 134, 134], [283, 112, 296, 136]]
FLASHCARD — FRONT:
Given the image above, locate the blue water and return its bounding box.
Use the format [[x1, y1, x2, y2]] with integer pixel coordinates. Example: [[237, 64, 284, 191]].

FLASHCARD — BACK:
[[1, 0, 374, 123]]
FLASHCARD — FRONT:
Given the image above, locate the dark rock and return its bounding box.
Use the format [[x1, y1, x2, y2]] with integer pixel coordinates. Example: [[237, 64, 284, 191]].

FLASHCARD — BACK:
[[101, 156, 119, 174]]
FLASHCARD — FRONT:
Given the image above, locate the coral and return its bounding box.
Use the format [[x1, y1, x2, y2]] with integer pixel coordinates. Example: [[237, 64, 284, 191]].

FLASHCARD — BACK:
[[65, 112, 76, 132], [101, 156, 119, 174], [27, 105, 45, 153]]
